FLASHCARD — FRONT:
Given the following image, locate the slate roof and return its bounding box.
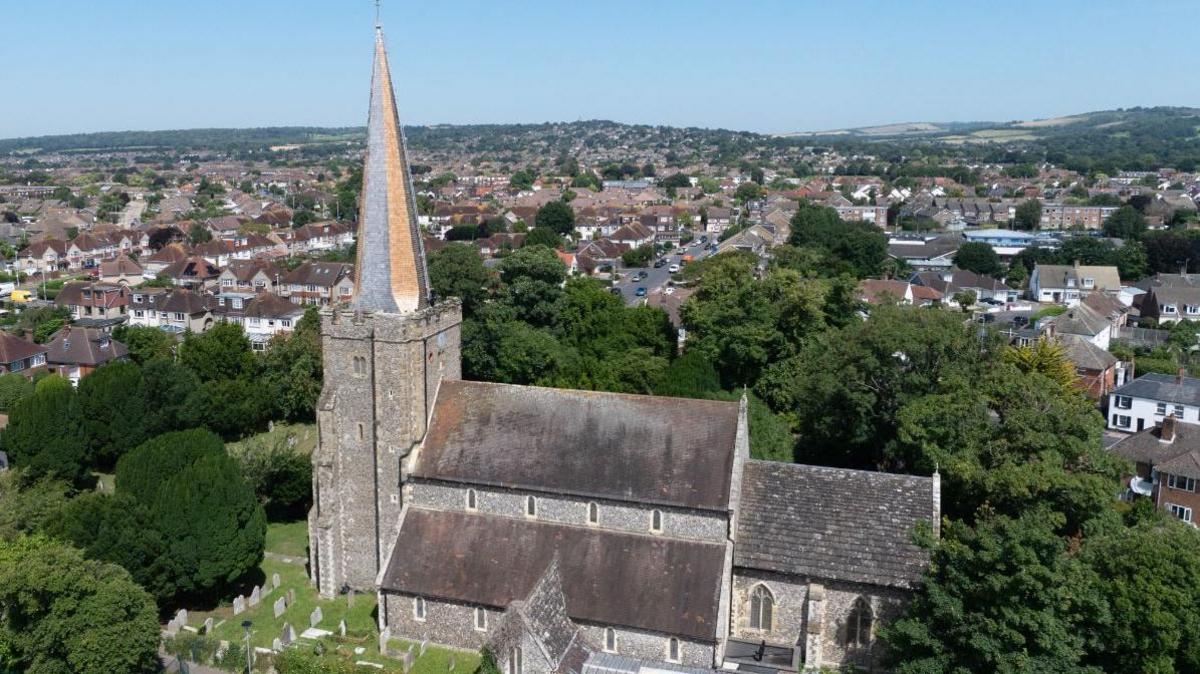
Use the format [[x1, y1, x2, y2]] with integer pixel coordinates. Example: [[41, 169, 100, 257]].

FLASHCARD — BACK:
[[1059, 335, 1118, 371], [413, 380, 740, 511], [1111, 372, 1200, 406], [1111, 420, 1200, 467], [44, 327, 128, 366], [1158, 450, 1200, 481], [735, 460, 936, 589], [282, 261, 354, 288], [0, 333, 47, 366], [1046, 303, 1110, 338], [380, 508, 726, 642]]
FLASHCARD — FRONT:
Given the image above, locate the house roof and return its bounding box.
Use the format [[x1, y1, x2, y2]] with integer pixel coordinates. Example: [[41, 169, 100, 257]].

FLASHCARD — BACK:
[[161, 256, 221, 281], [243, 292, 305, 319], [380, 508, 726, 642], [146, 288, 210, 315], [1112, 421, 1200, 476], [1112, 372, 1200, 406], [1059, 334, 1118, 371], [1034, 263, 1121, 290], [734, 460, 937, 589], [44, 327, 128, 366], [412, 380, 740, 511], [100, 254, 142, 278], [1046, 303, 1110, 338], [282, 261, 354, 288], [0, 333, 47, 365]]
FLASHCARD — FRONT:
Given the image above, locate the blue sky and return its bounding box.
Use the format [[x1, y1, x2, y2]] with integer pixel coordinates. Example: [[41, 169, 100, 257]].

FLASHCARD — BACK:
[[3, 0, 1196, 138]]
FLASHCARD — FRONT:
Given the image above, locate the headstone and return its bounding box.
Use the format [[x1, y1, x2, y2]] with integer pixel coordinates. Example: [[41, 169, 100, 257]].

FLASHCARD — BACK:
[[273, 596, 287, 619], [0, 450, 9, 471], [248, 585, 261, 607], [232, 595, 246, 615], [164, 618, 180, 636], [419, 639, 427, 656], [272, 573, 281, 589], [347, 591, 356, 608], [449, 656, 456, 672], [378, 627, 392, 657], [309, 606, 323, 628], [203, 617, 214, 634], [397, 651, 414, 672], [281, 622, 296, 646], [287, 588, 296, 605], [216, 641, 230, 659], [273, 637, 283, 652], [175, 608, 188, 626], [338, 619, 347, 637]]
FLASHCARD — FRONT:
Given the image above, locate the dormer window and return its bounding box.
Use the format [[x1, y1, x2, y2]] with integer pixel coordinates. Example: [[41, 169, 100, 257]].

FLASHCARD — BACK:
[[1082, 277, 1095, 289]]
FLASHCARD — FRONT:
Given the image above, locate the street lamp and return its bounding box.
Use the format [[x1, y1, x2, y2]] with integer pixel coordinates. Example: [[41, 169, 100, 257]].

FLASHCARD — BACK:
[[241, 620, 253, 674]]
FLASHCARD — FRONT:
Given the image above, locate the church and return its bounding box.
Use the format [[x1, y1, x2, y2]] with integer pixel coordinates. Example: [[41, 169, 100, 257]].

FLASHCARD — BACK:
[[308, 22, 939, 674]]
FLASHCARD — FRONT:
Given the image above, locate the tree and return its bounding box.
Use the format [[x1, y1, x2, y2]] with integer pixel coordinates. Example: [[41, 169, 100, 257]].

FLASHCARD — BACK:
[[508, 169, 535, 191], [0, 373, 33, 412], [182, 378, 274, 439], [789, 201, 887, 277], [734, 181, 763, 202], [261, 308, 323, 422], [428, 244, 492, 315], [523, 226, 562, 248], [498, 246, 567, 328], [112, 324, 174, 364], [953, 242, 1002, 276], [228, 433, 314, 521], [0, 535, 160, 674], [0, 472, 70, 541], [952, 289, 977, 311], [1102, 205, 1148, 240], [883, 512, 1104, 674], [534, 200, 576, 235], [1001, 340, 1078, 390], [178, 321, 256, 382], [141, 358, 200, 437], [77, 361, 149, 469], [1014, 198, 1043, 230], [116, 429, 225, 504], [621, 245, 654, 268], [0, 383, 86, 485]]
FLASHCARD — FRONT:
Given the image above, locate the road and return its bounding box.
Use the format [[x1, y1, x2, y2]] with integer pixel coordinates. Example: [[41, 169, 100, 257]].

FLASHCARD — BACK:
[[613, 240, 717, 307]]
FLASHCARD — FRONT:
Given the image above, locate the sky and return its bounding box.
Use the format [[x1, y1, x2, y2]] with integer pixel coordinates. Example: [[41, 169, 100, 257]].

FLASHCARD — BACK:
[[2, 0, 1197, 139]]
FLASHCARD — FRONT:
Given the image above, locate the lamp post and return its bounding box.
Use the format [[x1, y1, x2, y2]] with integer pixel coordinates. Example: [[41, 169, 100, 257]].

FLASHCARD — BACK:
[[241, 620, 253, 674]]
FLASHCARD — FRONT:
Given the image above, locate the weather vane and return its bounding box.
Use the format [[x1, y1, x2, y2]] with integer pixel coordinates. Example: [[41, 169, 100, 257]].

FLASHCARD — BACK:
[[375, 0, 382, 28]]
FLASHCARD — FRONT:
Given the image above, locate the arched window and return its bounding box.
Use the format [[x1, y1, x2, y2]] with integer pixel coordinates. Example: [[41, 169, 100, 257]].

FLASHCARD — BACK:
[[846, 597, 873, 648], [604, 627, 617, 652], [526, 495, 537, 518], [588, 502, 599, 524], [666, 637, 680, 663], [650, 509, 663, 533], [749, 584, 774, 631], [474, 606, 487, 631], [466, 489, 477, 510], [508, 647, 522, 674], [413, 596, 426, 621]]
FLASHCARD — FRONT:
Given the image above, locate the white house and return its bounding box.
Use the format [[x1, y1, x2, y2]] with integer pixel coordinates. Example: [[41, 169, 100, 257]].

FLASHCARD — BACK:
[[1108, 371, 1200, 433], [1030, 262, 1120, 306]]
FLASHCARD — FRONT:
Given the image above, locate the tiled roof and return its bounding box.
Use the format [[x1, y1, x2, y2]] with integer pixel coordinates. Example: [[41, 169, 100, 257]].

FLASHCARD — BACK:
[[1112, 372, 1200, 406], [0, 333, 47, 365], [735, 460, 937, 589], [45, 327, 127, 367]]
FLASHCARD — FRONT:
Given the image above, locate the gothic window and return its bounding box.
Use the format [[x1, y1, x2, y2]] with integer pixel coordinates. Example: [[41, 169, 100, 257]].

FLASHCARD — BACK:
[[604, 627, 617, 652], [667, 638, 681, 663], [357, 423, 364, 441], [413, 596, 426, 621], [526, 495, 537, 518], [352, 355, 367, 375], [749, 584, 774, 631], [588, 502, 599, 524], [846, 597, 873, 648], [650, 509, 663, 533], [466, 489, 478, 510], [474, 607, 487, 631], [508, 647, 523, 674]]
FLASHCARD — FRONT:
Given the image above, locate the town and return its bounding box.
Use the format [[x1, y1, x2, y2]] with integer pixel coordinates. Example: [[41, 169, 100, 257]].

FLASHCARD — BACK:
[[4, 4, 1200, 674]]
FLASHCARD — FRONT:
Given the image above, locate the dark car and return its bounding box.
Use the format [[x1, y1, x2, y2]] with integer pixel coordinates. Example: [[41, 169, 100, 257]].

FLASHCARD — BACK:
[[635, 287, 647, 297], [609, 287, 622, 295], [1012, 315, 1029, 327], [653, 259, 666, 268]]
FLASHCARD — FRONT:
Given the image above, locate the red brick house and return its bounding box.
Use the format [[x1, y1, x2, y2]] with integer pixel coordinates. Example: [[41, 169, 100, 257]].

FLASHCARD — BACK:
[[1113, 416, 1200, 525], [0, 333, 48, 380]]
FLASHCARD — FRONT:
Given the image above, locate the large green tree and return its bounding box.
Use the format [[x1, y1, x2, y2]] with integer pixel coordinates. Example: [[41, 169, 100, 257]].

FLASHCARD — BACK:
[[1014, 198, 1043, 230], [953, 241, 1002, 276], [0, 383, 87, 485], [1102, 205, 1148, 240], [534, 200, 576, 235], [77, 361, 149, 468], [0, 536, 160, 674], [262, 307, 323, 422], [788, 201, 887, 277], [178, 321, 257, 382], [428, 243, 493, 315]]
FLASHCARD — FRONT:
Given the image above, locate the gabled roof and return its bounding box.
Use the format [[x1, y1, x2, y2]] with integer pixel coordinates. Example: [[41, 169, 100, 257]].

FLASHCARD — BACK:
[[735, 460, 937, 589], [282, 261, 354, 288], [1112, 421, 1200, 471], [0, 333, 47, 365], [161, 256, 220, 281], [413, 380, 740, 511], [1112, 372, 1200, 406], [44, 327, 127, 367], [100, 254, 142, 278], [243, 292, 305, 319], [381, 508, 726, 642], [1059, 334, 1118, 371]]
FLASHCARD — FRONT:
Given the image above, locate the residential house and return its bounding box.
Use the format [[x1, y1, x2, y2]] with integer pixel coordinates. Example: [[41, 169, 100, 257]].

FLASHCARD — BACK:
[[1108, 370, 1200, 433], [1039, 204, 1119, 230], [17, 239, 68, 274], [1112, 416, 1200, 525], [99, 254, 143, 285], [704, 207, 734, 235], [281, 261, 354, 306], [1030, 262, 1121, 306], [218, 259, 280, 294], [609, 222, 656, 249], [1142, 285, 1200, 324], [887, 235, 959, 271], [858, 280, 943, 307], [44, 327, 128, 385], [140, 243, 191, 279], [213, 291, 306, 350], [128, 288, 214, 334], [0, 333, 48, 380], [910, 268, 1018, 303], [55, 281, 130, 325], [160, 256, 222, 290]]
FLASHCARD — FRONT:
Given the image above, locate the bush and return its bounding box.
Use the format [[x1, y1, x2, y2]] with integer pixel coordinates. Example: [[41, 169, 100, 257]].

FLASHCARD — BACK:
[[116, 429, 225, 504], [0, 372, 33, 411], [0, 382, 86, 485]]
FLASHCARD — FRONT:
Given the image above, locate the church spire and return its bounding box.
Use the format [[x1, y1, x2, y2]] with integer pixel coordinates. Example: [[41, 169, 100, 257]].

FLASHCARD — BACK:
[[351, 18, 430, 314]]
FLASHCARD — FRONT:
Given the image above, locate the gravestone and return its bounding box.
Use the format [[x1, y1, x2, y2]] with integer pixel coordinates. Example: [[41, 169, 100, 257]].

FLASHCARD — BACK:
[[216, 641, 229, 659], [273, 596, 287, 619], [347, 590, 356, 608], [419, 639, 427, 656], [449, 656, 456, 672], [248, 585, 261, 607], [0, 450, 8, 471], [203, 617, 214, 634], [273, 638, 283, 652], [281, 623, 296, 646], [397, 651, 413, 672], [164, 618, 180, 636], [378, 627, 392, 657], [272, 573, 281, 589], [287, 588, 296, 605], [232, 595, 246, 616], [339, 619, 347, 637], [175, 608, 188, 626], [309, 606, 323, 627]]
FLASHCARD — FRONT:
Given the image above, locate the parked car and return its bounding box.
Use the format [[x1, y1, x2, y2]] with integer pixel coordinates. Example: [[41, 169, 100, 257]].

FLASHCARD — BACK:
[[635, 287, 647, 297], [668, 264, 681, 273], [609, 287, 622, 295], [1012, 316, 1029, 327], [653, 259, 666, 268]]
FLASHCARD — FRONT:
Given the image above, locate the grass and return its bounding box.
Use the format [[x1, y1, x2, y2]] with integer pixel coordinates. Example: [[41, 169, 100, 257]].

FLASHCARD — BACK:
[[227, 422, 318, 457], [188, 520, 477, 674]]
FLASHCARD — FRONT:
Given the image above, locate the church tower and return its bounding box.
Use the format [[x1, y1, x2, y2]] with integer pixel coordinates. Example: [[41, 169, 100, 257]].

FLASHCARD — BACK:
[[308, 21, 462, 597]]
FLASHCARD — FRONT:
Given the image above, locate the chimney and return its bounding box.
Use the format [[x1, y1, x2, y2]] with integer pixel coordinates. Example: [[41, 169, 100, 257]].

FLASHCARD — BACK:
[[1073, 259, 1081, 270], [1178, 367, 1187, 385], [1161, 414, 1178, 444]]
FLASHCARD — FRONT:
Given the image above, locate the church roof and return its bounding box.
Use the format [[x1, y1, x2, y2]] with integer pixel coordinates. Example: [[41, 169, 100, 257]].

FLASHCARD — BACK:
[[380, 508, 726, 642], [413, 380, 740, 511], [351, 27, 430, 314], [735, 460, 937, 589]]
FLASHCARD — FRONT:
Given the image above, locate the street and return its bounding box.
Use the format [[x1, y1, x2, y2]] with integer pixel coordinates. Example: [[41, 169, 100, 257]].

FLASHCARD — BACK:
[[612, 239, 717, 307]]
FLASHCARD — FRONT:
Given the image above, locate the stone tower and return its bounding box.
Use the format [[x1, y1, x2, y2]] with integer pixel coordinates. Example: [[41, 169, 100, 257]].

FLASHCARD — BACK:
[[308, 23, 461, 597]]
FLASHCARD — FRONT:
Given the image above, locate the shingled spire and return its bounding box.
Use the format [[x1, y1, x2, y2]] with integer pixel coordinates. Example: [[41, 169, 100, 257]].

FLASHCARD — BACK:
[[351, 24, 430, 314]]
